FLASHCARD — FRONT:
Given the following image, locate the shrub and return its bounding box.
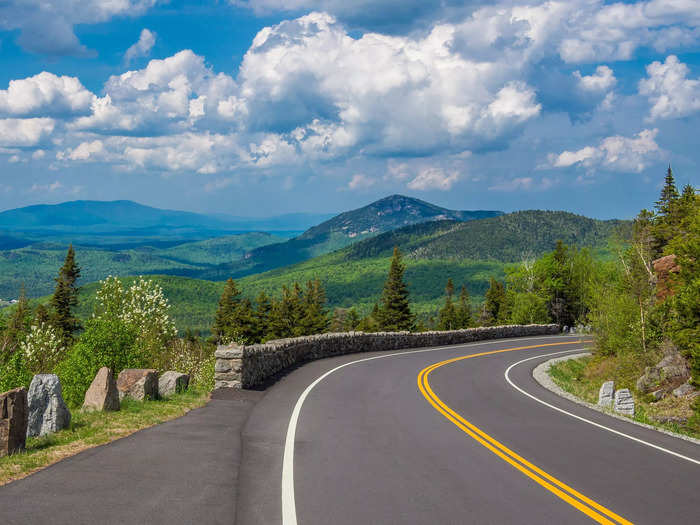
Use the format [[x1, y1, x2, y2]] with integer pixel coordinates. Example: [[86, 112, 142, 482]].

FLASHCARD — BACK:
[[57, 318, 140, 408]]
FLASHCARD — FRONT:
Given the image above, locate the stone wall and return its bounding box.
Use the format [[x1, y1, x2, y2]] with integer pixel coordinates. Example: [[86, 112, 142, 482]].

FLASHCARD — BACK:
[[215, 324, 560, 390]]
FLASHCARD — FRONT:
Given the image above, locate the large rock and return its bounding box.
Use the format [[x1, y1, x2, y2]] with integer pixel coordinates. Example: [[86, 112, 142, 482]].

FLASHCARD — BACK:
[[636, 340, 689, 393], [116, 369, 158, 401], [672, 382, 697, 398], [652, 254, 679, 300], [614, 389, 635, 416], [598, 381, 614, 408], [158, 371, 190, 398], [83, 367, 120, 411], [27, 374, 71, 438], [0, 388, 28, 457]]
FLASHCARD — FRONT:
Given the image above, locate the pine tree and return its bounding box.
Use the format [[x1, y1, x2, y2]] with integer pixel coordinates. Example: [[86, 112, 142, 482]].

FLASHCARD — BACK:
[[345, 308, 361, 331], [2, 285, 31, 361], [212, 278, 242, 343], [254, 291, 272, 342], [300, 280, 329, 335], [455, 285, 472, 328], [437, 278, 457, 330], [483, 277, 506, 326], [50, 245, 81, 345], [377, 247, 414, 331], [655, 165, 680, 217]]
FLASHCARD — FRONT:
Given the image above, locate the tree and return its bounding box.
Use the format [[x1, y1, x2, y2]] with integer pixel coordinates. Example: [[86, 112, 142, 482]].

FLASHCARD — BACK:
[[254, 291, 273, 341], [455, 285, 472, 328], [267, 284, 305, 339], [655, 165, 680, 217], [377, 247, 414, 331], [50, 245, 81, 345], [483, 278, 506, 326], [437, 278, 457, 330], [300, 280, 329, 335], [4, 285, 32, 350], [212, 278, 242, 344]]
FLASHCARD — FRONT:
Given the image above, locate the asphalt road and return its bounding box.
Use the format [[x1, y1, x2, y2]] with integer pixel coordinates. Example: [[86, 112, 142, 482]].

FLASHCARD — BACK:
[[237, 335, 700, 525], [0, 388, 262, 525]]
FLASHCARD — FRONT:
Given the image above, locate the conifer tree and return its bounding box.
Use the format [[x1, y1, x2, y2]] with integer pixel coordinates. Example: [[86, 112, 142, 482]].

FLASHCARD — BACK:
[[50, 245, 81, 345], [212, 278, 242, 343], [345, 308, 361, 331], [300, 280, 329, 335], [254, 291, 272, 342], [437, 278, 457, 330], [3, 285, 31, 358], [377, 247, 414, 331], [655, 165, 680, 217], [455, 285, 472, 328], [483, 277, 506, 326]]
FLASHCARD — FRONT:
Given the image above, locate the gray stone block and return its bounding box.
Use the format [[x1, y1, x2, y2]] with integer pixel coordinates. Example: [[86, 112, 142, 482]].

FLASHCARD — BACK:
[[27, 374, 71, 438], [598, 381, 614, 407], [614, 388, 634, 416]]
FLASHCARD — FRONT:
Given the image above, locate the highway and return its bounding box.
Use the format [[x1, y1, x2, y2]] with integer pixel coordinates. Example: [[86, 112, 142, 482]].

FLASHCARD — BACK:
[[236, 335, 700, 525]]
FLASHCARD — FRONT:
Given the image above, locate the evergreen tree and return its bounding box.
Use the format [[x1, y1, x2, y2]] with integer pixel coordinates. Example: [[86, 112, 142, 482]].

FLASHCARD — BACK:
[[254, 291, 272, 342], [345, 308, 361, 331], [267, 284, 305, 339], [437, 278, 457, 330], [483, 277, 506, 326], [655, 165, 680, 217], [2, 285, 31, 362], [358, 303, 380, 332], [455, 285, 472, 328], [377, 247, 414, 331], [300, 280, 329, 335], [50, 245, 81, 345], [34, 304, 50, 326], [212, 278, 242, 343]]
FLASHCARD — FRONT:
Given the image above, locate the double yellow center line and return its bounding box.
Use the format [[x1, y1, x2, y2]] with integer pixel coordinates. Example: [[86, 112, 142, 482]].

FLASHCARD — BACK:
[[417, 342, 633, 525]]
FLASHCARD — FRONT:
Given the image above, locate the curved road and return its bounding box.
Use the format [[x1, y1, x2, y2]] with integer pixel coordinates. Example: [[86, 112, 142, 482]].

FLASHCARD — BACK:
[[237, 335, 699, 525]]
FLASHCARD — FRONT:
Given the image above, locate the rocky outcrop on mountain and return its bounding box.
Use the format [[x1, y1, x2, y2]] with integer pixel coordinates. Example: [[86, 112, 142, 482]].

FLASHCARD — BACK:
[[636, 340, 690, 400], [652, 254, 680, 300]]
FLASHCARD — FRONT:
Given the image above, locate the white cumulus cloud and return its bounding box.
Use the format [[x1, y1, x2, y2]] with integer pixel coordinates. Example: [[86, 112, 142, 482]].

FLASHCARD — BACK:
[[639, 55, 700, 120], [549, 129, 661, 173], [124, 29, 157, 64], [0, 72, 95, 117]]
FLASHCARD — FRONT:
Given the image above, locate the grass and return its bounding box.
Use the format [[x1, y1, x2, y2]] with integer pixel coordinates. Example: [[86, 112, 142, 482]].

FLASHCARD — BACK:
[[0, 389, 209, 486], [549, 356, 700, 440]]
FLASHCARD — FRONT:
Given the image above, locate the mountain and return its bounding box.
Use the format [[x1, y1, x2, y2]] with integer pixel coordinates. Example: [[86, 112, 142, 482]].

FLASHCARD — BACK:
[[196, 195, 502, 280], [345, 210, 631, 262], [0, 200, 331, 246]]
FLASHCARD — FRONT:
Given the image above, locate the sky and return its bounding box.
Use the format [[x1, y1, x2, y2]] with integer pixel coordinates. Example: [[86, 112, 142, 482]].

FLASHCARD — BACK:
[[0, 1, 698, 219]]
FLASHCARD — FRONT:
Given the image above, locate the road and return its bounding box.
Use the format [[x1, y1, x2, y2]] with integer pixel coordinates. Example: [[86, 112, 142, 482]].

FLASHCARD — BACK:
[[237, 335, 700, 525]]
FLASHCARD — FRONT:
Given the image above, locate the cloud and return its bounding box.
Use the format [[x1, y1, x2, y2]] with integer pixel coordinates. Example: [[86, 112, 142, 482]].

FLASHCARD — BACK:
[[124, 29, 157, 64], [0, 72, 95, 117], [639, 55, 700, 120], [347, 173, 375, 190], [573, 66, 616, 93], [30, 181, 63, 193], [0, 1, 159, 56], [407, 167, 459, 191], [549, 129, 661, 173], [0, 118, 55, 147]]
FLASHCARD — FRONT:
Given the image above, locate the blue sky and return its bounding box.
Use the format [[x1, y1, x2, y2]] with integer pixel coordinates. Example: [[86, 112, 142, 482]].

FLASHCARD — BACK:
[[0, 0, 698, 219]]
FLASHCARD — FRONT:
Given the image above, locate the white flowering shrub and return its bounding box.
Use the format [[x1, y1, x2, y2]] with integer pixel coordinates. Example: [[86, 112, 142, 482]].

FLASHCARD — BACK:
[[94, 276, 176, 356], [160, 338, 215, 391], [21, 322, 65, 373]]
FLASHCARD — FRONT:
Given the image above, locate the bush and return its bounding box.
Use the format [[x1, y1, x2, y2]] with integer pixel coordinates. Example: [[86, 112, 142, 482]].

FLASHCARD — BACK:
[[56, 318, 140, 408]]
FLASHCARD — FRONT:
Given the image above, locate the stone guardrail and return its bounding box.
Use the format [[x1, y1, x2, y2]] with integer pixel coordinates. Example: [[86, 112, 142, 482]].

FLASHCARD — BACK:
[[214, 324, 560, 389]]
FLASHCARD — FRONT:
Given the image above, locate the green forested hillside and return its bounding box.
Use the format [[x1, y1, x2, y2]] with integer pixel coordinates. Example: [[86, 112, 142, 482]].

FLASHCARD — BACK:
[[196, 195, 501, 280], [0, 232, 282, 299], [346, 210, 630, 262]]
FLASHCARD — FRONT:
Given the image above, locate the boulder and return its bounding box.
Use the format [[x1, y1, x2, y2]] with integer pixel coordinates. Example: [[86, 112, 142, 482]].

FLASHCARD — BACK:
[[652, 254, 679, 300], [83, 367, 120, 411], [614, 388, 634, 416], [672, 382, 696, 398], [636, 341, 689, 393], [651, 389, 665, 401], [0, 388, 28, 457], [158, 371, 190, 398], [116, 369, 158, 401], [26, 374, 71, 438], [598, 381, 614, 408]]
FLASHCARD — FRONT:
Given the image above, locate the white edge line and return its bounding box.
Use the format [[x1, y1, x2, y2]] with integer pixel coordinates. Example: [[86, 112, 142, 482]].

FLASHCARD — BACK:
[[504, 351, 700, 466], [281, 334, 576, 525]]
